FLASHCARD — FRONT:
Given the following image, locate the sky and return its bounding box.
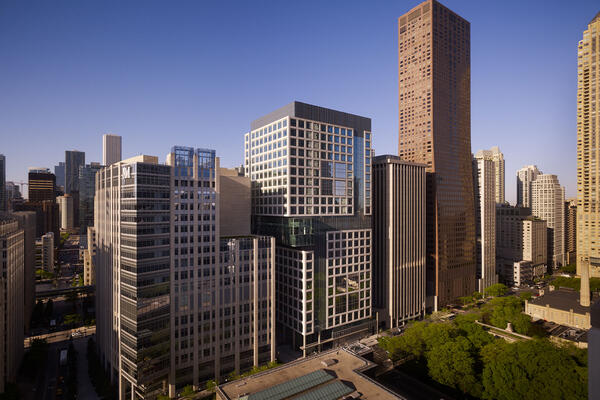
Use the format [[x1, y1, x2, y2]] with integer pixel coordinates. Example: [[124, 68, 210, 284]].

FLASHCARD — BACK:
[[1, 0, 598, 203]]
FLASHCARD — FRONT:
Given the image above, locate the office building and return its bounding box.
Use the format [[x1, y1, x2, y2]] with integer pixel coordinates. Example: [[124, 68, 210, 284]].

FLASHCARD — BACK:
[[36, 232, 54, 272], [5, 182, 23, 211], [54, 162, 65, 191], [246, 101, 373, 353], [496, 204, 547, 286], [532, 174, 565, 268], [57, 194, 74, 230], [473, 155, 497, 292], [95, 149, 275, 399], [79, 162, 102, 234], [565, 199, 577, 265], [0, 155, 6, 212], [14, 200, 59, 239], [577, 12, 600, 278], [474, 146, 505, 204], [372, 155, 426, 329], [0, 218, 24, 393], [28, 168, 56, 202], [10, 211, 36, 333], [398, 0, 476, 308], [65, 150, 85, 228], [103, 134, 122, 166], [83, 227, 95, 285], [516, 165, 541, 208]]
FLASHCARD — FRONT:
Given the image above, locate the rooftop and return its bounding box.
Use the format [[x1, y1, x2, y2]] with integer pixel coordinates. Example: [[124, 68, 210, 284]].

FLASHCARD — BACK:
[[217, 349, 401, 400], [529, 288, 597, 315]]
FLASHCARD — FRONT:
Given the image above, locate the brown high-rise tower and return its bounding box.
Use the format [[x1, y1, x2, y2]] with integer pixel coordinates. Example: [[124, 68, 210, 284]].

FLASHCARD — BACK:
[[398, 0, 475, 308]]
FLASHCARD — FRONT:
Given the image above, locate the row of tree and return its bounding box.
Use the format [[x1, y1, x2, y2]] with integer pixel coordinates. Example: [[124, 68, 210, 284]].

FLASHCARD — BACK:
[[378, 316, 587, 399]]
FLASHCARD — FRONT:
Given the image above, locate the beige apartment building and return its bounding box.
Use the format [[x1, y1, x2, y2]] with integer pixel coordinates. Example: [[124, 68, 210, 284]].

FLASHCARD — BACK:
[[474, 147, 505, 204], [532, 174, 566, 268], [0, 218, 24, 393], [577, 13, 600, 278], [372, 155, 426, 329], [516, 165, 541, 208], [398, 0, 476, 309], [36, 232, 54, 272]]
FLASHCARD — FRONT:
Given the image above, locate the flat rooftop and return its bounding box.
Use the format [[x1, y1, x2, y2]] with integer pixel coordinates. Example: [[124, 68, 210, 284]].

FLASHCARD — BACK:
[[217, 348, 401, 400], [529, 288, 596, 314]]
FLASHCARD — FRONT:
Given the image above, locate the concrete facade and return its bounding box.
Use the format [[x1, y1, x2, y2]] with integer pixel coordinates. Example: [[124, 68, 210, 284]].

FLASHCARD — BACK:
[[57, 194, 75, 230], [36, 232, 54, 271], [103, 134, 122, 166], [218, 167, 250, 236], [83, 227, 95, 285], [0, 218, 24, 393], [531, 174, 566, 268], [525, 287, 592, 329], [474, 146, 505, 204], [372, 155, 426, 329], [516, 165, 541, 208], [398, 0, 476, 309], [10, 211, 36, 333], [473, 155, 498, 292]]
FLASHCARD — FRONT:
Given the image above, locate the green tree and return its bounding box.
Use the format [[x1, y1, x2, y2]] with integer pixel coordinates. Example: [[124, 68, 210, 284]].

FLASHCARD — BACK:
[[206, 379, 218, 392], [458, 296, 473, 306], [426, 336, 482, 397], [472, 291, 483, 300], [519, 291, 533, 301], [181, 385, 195, 398], [484, 283, 508, 297]]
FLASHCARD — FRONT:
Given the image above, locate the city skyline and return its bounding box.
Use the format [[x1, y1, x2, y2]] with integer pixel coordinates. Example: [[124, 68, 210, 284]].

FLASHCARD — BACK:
[[2, 0, 599, 203]]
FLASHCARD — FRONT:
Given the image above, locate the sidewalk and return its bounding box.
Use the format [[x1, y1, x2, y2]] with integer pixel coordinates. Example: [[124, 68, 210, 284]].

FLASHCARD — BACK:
[[73, 337, 100, 400]]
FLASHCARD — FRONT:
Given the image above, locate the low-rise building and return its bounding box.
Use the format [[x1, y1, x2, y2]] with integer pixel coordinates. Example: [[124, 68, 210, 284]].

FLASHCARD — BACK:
[[83, 227, 95, 285], [216, 348, 400, 400], [525, 287, 595, 329], [35, 232, 54, 271]]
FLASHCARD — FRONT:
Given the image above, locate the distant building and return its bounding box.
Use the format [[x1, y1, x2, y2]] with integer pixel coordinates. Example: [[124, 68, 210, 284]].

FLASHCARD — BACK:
[[57, 194, 74, 230], [0, 217, 24, 393], [65, 150, 85, 228], [218, 167, 250, 236], [565, 199, 577, 265], [83, 227, 95, 285], [473, 154, 498, 292], [102, 134, 122, 166], [216, 348, 399, 400], [496, 204, 547, 286], [78, 162, 102, 234], [372, 155, 426, 329], [532, 174, 566, 268], [36, 232, 54, 272], [28, 168, 56, 202], [0, 155, 6, 212], [516, 165, 541, 208], [525, 287, 594, 330], [5, 182, 23, 210], [14, 200, 59, 239], [474, 146, 505, 204], [54, 162, 65, 191]]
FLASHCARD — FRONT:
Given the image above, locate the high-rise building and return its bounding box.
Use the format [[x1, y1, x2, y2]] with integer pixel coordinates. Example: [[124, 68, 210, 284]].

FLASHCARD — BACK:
[[10, 211, 36, 333], [516, 165, 541, 208], [218, 167, 251, 236], [28, 168, 56, 202], [372, 155, 426, 329], [0, 155, 6, 212], [532, 174, 565, 268], [473, 155, 497, 292], [495, 204, 547, 286], [65, 150, 85, 228], [565, 199, 577, 265], [83, 227, 95, 286], [398, 0, 475, 308], [57, 194, 74, 230], [577, 12, 600, 278], [245, 101, 373, 353], [5, 182, 22, 210], [102, 134, 122, 166], [95, 149, 275, 399], [54, 161, 65, 191], [0, 217, 24, 393], [14, 200, 59, 239], [474, 147, 505, 204], [36, 232, 54, 272], [78, 162, 102, 234]]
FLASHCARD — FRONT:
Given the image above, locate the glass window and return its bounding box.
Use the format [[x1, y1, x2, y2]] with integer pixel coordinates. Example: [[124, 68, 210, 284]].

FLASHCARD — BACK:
[[335, 180, 346, 196], [334, 163, 346, 178]]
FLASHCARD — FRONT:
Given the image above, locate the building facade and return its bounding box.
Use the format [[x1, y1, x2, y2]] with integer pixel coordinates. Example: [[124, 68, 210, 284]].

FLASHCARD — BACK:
[[516, 165, 541, 208], [398, 0, 476, 309], [83, 227, 95, 285], [0, 155, 6, 213], [28, 168, 56, 202], [245, 101, 373, 354], [11, 211, 36, 333], [474, 147, 505, 204], [531, 174, 565, 268], [577, 12, 600, 278], [565, 199, 577, 265], [0, 218, 24, 393], [57, 194, 75, 230], [473, 155, 497, 292], [36, 232, 55, 272], [103, 134, 122, 166], [54, 162, 65, 191], [372, 155, 426, 329], [79, 162, 102, 234]]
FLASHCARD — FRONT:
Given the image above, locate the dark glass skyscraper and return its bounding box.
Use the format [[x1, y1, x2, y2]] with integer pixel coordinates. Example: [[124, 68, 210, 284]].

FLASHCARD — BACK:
[[0, 155, 6, 212], [398, 0, 476, 308]]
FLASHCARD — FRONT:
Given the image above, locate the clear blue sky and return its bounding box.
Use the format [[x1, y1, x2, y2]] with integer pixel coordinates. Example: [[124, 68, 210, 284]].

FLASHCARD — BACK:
[[1, 0, 598, 202]]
